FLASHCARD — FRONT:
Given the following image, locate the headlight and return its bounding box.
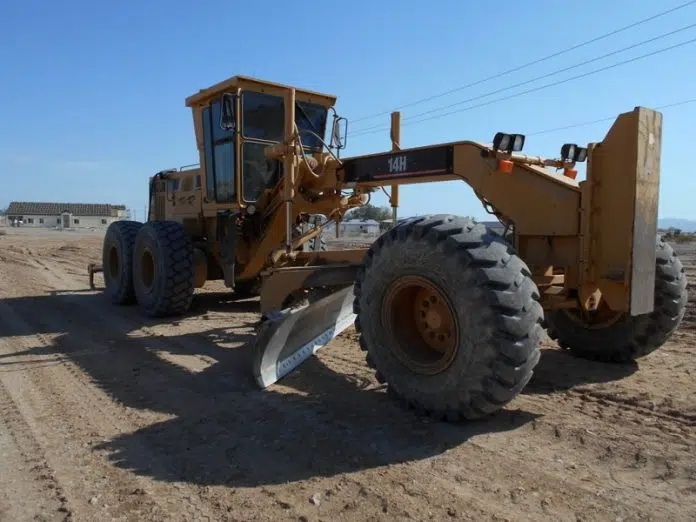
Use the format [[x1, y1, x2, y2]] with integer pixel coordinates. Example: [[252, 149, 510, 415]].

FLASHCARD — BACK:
[[493, 132, 525, 153], [560, 143, 588, 163]]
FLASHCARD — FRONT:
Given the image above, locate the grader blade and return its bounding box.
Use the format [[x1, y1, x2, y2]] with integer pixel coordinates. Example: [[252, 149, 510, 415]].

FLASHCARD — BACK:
[[252, 285, 356, 388]]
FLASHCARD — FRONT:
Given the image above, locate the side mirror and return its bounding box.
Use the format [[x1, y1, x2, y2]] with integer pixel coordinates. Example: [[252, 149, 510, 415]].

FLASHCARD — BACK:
[[330, 116, 348, 149], [220, 93, 236, 131]]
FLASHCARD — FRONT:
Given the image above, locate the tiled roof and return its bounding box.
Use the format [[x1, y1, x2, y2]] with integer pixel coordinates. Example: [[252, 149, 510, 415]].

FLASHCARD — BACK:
[[7, 201, 126, 217]]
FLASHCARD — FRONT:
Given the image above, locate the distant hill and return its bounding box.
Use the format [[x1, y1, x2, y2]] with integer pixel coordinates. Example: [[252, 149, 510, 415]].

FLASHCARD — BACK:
[[658, 218, 696, 232]]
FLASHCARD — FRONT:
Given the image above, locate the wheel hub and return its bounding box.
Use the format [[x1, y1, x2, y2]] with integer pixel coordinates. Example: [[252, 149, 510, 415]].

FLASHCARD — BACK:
[[140, 247, 155, 291], [562, 299, 625, 330], [381, 275, 459, 375], [424, 309, 442, 330], [108, 246, 120, 280]]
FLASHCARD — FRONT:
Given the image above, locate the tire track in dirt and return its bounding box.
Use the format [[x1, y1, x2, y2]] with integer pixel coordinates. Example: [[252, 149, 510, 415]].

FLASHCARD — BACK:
[[0, 381, 72, 521], [565, 387, 696, 425], [527, 364, 696, 428], [27, 253, 234, 378], [0, 302, 213, 522], [6, 246, 299, 520], [11, 277, 337, 520], [0, 258, 221, 520]]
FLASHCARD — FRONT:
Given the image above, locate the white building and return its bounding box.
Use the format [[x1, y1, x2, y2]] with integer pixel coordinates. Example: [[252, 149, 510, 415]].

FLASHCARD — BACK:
[[6, 201, 127, 229], [336, 219, 380, 237]]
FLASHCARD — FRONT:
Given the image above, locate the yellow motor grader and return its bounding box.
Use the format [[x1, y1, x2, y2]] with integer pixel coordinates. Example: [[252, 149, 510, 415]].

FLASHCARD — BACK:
[[91, 75, 687, 421]]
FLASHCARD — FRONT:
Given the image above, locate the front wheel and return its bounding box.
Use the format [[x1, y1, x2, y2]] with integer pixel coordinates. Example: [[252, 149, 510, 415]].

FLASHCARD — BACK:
[[545, 239, 688, 363], [353, 215, 544, 421]]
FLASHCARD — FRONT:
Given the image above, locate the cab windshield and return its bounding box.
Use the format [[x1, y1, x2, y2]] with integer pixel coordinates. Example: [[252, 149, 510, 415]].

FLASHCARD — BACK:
[[239, 91, 329, 202], [241, 91, 328, 150]]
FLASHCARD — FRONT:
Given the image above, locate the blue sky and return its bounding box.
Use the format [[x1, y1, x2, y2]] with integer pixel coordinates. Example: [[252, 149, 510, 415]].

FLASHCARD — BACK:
[[1, 0, 695, 221]]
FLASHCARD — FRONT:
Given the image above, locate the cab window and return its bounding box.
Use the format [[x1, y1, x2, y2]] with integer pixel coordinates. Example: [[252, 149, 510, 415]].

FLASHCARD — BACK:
[[202, 99, 236, 203], [166, 179, 176, 192], [242, 91, 284, 142], [295, 101, 328, 150], [242, 142, 282, 202], [240, 92, 285, 202]]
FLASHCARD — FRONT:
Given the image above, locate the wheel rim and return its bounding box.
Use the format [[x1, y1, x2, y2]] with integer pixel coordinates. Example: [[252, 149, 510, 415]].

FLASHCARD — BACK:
[[561, 299, 625, 330], [108, 245, 119, 280], [140, 247, 156, 291], [381, 275, 459, 375]]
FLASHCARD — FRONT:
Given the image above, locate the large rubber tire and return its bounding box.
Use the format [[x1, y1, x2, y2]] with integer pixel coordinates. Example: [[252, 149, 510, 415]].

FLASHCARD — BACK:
[[132, 221, 195, 317], [545, 239, 688, 363], [102, 220, 143, 305], [353, 215, 544, 421]]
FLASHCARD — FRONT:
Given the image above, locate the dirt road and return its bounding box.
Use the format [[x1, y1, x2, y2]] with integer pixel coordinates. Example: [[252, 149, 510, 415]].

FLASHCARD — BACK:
[[0, 227, 694, 522]]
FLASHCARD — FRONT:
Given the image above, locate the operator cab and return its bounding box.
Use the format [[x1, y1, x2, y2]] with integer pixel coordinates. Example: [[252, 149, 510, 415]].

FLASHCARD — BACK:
[[185, 75, 347, 208]]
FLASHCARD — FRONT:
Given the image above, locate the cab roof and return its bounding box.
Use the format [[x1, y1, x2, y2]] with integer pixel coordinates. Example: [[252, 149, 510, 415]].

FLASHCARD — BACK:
[[185, 75, 337, 108]]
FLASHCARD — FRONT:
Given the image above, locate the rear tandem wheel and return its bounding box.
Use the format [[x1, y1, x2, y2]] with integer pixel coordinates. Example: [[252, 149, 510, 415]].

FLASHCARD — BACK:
[[132, 221, 196, 317], [101, 220, 144, 305], [545, 238, 688, 363], [353, 215, 545, 421]]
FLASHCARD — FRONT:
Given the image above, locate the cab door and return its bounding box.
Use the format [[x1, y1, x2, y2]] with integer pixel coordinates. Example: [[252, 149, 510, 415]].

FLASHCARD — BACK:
[[201, 98, 237, 204], [238, 90, 285, 204]]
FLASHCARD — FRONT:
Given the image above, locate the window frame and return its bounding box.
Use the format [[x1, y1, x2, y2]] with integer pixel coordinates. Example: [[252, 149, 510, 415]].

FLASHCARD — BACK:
[[202, 98, 237, 204], [295, 100, 329, 151], [239, 91, 287, 203]]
